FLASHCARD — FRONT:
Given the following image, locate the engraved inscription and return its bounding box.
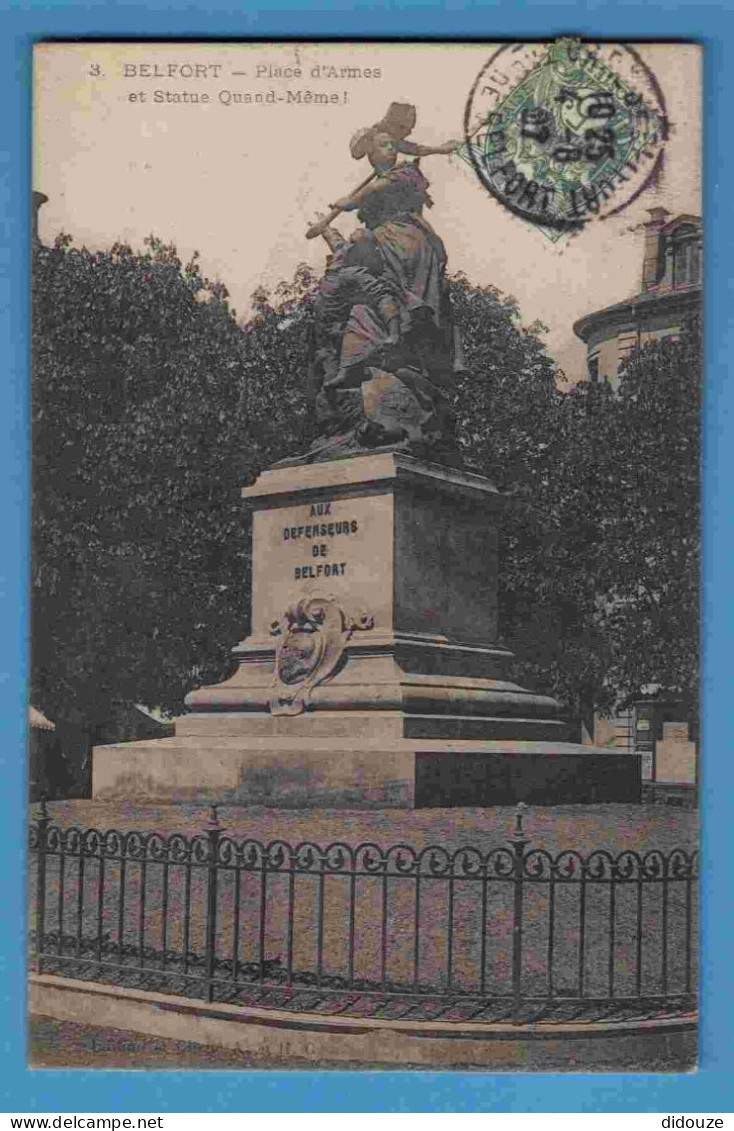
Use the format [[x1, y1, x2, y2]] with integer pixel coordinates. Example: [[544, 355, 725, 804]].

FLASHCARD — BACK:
[[251, 491, 393, 638], [281, 500, 360, 580]]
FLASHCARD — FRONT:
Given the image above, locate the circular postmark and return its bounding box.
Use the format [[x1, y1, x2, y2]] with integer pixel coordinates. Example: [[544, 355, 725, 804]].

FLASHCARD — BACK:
[[463, 39, 669, 232]]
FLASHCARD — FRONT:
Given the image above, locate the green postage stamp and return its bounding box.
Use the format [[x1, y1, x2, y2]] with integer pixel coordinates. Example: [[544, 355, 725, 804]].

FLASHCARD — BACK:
[[462, 39, 668, 238]]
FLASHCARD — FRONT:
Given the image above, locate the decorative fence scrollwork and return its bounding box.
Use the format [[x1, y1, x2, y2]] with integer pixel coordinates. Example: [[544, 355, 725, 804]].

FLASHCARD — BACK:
[[28, 801, 698, 1023]]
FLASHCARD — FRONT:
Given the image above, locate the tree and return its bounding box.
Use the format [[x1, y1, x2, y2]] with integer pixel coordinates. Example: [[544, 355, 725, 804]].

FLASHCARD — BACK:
[[443, 280, 700, 721], [446, 276, 614, 717], [32, 236, 256, 733], [32, 233, 700, 742], [600, 319, 701, 717], [505, 317, 701, 721]]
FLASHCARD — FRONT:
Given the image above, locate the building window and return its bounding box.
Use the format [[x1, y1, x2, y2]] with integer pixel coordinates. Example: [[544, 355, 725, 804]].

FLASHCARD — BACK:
[[670, 224, 701, 287], [617, 331, 638, 365]]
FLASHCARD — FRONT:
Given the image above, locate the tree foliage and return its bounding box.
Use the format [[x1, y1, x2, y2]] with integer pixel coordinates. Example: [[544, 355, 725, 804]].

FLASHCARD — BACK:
[[447, 276, 612, 716], [31, 235, 700, 738], [32, 236, 255, 729], [599, 321, 700, 716]]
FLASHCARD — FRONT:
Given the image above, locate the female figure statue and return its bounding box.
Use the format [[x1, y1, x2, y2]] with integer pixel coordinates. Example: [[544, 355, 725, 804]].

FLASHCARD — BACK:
[[299, 103, 465, 465]]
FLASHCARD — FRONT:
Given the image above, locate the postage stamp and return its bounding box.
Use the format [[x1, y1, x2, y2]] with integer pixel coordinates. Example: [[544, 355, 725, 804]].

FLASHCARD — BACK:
[[463, 38, 668, 236]]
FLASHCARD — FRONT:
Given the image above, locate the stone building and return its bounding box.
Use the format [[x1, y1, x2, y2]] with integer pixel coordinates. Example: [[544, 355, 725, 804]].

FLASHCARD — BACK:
[[573, 208, 702, 387]]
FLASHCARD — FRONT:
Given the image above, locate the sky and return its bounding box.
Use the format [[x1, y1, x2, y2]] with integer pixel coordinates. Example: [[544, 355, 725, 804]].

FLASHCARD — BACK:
[[33, 41, 701, 381]]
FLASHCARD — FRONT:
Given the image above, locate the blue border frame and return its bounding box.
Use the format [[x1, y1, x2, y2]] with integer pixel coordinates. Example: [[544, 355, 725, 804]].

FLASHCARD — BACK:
[[2, 4, 732, 1114]]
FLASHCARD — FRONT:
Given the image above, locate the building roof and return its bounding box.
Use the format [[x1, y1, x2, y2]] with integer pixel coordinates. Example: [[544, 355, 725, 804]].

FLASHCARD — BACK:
[[573, 212, 702, 344], [573, 283, 701, 344], [659, 213, 701, 233]]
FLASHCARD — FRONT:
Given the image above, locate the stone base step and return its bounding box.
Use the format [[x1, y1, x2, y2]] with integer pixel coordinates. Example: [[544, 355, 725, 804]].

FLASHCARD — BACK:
[[92, 734, 641, 809]]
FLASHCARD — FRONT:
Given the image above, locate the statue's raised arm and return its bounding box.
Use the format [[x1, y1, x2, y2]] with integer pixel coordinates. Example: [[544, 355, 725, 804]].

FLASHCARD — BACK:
[[306, 102, 460, 240]]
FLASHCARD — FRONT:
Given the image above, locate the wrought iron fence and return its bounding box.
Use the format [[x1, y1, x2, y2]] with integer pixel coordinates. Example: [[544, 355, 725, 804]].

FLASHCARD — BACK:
[[28, 803, 698, 1023]]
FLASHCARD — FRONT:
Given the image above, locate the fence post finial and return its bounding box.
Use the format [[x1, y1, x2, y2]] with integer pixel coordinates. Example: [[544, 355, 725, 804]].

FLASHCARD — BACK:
[[514, 801, 528, 840]]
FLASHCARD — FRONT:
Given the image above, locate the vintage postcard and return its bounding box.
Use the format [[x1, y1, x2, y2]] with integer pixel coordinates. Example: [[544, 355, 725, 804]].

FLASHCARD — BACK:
[[29, 40, 701, 1073]]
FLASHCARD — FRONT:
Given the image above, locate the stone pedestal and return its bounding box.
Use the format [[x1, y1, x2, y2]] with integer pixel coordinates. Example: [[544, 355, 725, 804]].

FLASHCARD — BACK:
[[92, 453, 641, 807]]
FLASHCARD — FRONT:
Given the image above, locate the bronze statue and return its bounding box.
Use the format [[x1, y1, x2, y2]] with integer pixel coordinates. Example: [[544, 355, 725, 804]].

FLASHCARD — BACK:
[[290, 103, 467, 466]]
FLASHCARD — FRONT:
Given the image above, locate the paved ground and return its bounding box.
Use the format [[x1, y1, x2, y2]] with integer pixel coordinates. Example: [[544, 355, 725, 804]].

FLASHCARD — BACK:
[[28, 1016, 427, 1071], [29, 1016, 266, 1069], [32, 800, 698, 855], [28, 1015, 695, 1073]]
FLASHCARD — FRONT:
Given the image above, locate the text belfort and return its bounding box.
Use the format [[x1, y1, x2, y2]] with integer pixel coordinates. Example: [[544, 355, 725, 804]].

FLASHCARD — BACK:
[[286, 503, 357, 581]]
